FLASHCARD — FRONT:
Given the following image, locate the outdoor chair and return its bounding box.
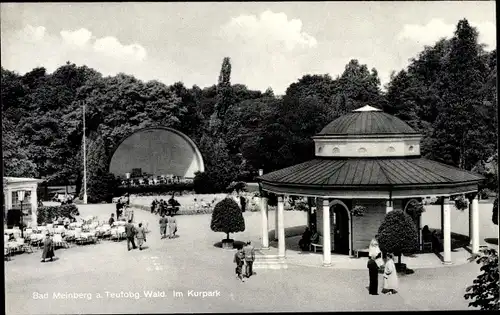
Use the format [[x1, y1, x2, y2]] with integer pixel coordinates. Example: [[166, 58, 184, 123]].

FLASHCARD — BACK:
[[25, 228, 33, 239], [28, 234, 44, 249], [74, 228, 86, 245], [422, 241, 433, 252], [88, 230, 99, 244], [310, 236, 324, 252], [6, 241, 21, 254], [117, 226, 126, 240], [17, 238, 34, 253], [4, 247, 11, 261], [109, 228, 118, 241], [53, 234, 69, 248], [55, 226, 65, 235], [100, 224, 112, 238]]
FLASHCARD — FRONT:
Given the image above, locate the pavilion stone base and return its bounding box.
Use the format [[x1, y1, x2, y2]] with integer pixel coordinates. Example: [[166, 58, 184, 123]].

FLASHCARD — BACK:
[[253, 251, 288, 270], [315, 198, 393, 254]]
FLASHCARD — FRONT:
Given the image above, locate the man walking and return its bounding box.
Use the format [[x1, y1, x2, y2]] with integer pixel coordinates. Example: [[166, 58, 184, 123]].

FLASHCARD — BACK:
[[233, 248, 245, 282], [135, 222, 147, 250], [242, 241, 255, 278], [125, 220, 137, 251], [159, 214, 167, 239]]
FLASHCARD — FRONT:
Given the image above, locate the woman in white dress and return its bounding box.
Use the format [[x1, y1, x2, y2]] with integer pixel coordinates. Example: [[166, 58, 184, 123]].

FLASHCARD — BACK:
[[382, 253, 399, 294]]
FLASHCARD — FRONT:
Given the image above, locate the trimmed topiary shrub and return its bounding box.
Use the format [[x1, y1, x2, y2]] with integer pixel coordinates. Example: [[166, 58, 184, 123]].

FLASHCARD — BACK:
[[37, 204, 80, 225], [378, 210, 419, 265], [210, 197, 245, 240]]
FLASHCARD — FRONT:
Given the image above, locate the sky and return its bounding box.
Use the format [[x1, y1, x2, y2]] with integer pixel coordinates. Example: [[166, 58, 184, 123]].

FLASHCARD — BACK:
[[1, 2, 496, 95]]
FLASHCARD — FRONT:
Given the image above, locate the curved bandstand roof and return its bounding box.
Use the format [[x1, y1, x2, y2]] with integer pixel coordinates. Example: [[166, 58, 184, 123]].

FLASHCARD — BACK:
[[258, 105, 484, 198], [109, 127, 204, 178]]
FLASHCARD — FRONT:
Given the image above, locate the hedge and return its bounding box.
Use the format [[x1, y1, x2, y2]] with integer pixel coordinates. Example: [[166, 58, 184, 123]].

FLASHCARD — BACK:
[[37, 204, 80, 225]]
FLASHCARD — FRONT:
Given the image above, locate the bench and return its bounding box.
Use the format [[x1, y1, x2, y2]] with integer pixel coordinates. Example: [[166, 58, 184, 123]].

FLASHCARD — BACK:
[[356, 248, 369, 258], [310, 236, 323, 252]]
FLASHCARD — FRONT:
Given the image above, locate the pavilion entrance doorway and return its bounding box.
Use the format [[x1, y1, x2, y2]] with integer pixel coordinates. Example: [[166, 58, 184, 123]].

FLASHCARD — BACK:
[[332, 204, 349, 255]]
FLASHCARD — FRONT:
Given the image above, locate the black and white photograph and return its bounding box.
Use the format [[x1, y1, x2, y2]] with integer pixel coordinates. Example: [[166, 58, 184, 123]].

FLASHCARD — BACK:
[[1, 1, 498, 314]]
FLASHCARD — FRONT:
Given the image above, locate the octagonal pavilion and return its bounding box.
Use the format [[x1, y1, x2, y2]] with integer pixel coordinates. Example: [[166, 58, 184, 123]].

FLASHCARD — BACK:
[[256, 105, 484, 266]]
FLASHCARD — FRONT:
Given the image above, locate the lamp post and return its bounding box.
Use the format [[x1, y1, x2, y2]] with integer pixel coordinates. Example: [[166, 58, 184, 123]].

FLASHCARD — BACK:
[[17, 191, 25, 238], [82, 101, 88, 204], [125, 173, 131, 205]]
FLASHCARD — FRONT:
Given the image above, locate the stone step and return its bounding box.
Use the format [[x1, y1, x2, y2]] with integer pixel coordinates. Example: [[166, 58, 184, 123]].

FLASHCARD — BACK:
[[253, 253, 288, 269], [255, 255, 280, 260], [253, 261, 288, 270]]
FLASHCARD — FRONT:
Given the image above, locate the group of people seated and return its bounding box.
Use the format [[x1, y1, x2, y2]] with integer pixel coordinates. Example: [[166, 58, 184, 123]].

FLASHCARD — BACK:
[[150, 197, 180, 216], [298, 226, 320, 251]]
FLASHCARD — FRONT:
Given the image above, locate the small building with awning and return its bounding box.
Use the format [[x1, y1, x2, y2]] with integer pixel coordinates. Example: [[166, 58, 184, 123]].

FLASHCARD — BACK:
[[257, 105, 484, 266]]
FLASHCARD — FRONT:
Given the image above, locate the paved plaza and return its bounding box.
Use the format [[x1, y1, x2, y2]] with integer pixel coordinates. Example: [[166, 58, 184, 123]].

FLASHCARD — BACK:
[[5, 203, 495, 314]]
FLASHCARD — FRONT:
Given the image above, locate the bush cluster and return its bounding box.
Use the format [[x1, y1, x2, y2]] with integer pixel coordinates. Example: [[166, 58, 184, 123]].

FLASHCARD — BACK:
[[37, 204, 80, 225]]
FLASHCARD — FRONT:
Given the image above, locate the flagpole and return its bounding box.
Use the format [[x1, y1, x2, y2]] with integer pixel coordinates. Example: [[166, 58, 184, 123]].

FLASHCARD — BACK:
[[83, 101, 88, 204]]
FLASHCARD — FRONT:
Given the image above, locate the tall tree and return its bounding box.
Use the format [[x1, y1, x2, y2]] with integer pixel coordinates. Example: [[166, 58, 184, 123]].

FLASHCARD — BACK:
[[209, 57, 234, 136], [334, 59, 387, 112], [430, 19, 493, 170]]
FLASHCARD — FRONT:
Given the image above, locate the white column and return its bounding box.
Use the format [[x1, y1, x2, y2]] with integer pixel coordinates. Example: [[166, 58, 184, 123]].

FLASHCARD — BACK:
[[386, 200, 393, 214], [30, 186, 38, 227], [471, 195, 480, 255], [469, 197, 473, 245], [307, 199, 311, 228], [277, 196, 285, 258], [443, 197, 452, 265], [6, 188, 13, 210], [275, 199, 279, 240], [261, 196, 269, 249], [322, 199, 332, 266]]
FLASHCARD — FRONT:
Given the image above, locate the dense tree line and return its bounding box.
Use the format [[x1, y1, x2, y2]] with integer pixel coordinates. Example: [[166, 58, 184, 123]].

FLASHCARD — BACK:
[[1, 19, 497, 200]]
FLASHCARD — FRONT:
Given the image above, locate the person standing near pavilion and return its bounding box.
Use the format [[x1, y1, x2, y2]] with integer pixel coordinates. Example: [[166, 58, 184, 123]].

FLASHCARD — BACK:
[[41, 233, 55, 263], [382, 253, 399, 295], [243, 241, 255, 278], [108, 213, 115, 227], [369, 234, 383, 267], [135, 222, 147, 250], [125, 220, 137, 251], [159, 214, 167, 239], [367, 256, 379, 295]]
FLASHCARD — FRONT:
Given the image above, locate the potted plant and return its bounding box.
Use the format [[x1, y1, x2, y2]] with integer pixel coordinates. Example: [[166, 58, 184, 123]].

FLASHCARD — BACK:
[[210, 198, 245, 249], [454, 195, 469, 211]]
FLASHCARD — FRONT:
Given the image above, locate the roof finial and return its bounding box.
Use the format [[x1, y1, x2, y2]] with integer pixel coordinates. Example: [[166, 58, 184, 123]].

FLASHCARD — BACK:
[[353, 105, 382, 112]]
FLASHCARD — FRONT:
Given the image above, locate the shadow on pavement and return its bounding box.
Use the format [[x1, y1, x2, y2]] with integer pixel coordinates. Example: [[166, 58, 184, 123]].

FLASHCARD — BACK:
[[213, 240, 246, 249]]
